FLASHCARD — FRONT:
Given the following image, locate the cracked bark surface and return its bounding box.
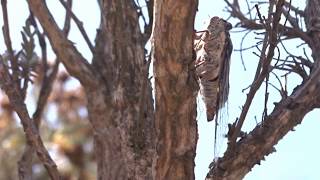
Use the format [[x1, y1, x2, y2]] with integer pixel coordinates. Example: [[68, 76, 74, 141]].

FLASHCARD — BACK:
[[152, 0, 199, 179]]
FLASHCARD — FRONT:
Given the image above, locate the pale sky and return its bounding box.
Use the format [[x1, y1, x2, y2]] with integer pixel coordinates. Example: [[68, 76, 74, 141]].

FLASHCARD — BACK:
[[1, 1, 320, 180]]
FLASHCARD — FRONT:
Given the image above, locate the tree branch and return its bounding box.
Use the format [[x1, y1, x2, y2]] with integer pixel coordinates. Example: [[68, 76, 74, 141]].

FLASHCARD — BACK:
[[206, 63, 320, 180], [225, 0, 313, 46], [284, 1, 305, 17], [229, 0, 285, 148], [1, 0, 20, 87], [207, 0, 320, 179], [18, 4, 72, 178], [0, 60, 60, 180], [26, 0, 96, 87], [58, 0, 94, 53]]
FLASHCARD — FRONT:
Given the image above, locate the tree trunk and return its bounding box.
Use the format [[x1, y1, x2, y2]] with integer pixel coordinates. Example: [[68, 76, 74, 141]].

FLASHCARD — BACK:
[[23, 0, 320, 179], [88, 0, 156, 179], [28, 0, 198, 179], [152, 0, 199, 179]]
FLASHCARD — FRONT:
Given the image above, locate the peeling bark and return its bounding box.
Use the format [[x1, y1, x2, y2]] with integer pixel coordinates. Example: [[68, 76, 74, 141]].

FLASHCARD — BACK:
[[152, 0, 199, 179]]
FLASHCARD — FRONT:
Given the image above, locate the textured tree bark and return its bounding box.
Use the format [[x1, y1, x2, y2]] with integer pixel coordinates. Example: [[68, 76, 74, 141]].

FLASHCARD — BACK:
[[28, 0, 156, 179], [28, 1, 200, 179], [152, 0, 199, 179], [89, 0, 156, 179]]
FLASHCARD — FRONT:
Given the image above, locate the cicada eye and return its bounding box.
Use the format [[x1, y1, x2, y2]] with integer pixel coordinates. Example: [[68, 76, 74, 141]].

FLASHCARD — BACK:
[[225, 22, 232, 30]]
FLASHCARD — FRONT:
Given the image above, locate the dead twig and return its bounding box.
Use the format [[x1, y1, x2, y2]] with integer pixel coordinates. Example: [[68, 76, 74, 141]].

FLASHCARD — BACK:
[[58, 0, 94, 53], [229, 0, 286, 147], [284, 1, 305, 17], [225, 0, 312, 46]]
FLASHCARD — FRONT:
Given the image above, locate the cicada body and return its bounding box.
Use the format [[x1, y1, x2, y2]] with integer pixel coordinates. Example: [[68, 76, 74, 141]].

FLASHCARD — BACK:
[[194, 17, 232, 122]]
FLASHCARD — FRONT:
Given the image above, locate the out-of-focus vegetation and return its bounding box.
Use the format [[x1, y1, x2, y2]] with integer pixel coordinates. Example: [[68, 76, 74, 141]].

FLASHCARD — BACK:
[[0, 68, 96, 180]]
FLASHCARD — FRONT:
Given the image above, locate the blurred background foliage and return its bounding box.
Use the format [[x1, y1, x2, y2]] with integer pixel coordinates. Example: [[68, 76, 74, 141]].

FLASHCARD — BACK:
[[0, 65, 96, 180]]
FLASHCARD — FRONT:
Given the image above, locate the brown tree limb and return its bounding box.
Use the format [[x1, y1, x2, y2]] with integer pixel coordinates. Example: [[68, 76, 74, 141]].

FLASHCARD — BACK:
[[0, 60, 60, 180], [58, 0, 94, 53], [224, 0, 313, 46], [206, 0, 320, 179], [26, 0, 96, 87], [18, 63, 59, 180], [284, 1, 305, 17], [206, 64, 320, 180], [1, 0, 20, 87], [18, 4, 71, 179], [229, 0, 286, 148]]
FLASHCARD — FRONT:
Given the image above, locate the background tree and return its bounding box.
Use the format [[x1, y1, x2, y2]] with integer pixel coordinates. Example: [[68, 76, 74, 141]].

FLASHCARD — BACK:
[[0, 0, 319, 180]]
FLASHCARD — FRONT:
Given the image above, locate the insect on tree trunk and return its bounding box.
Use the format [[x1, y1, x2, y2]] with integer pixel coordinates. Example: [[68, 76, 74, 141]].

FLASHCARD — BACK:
[[11, 0, 320, 179]]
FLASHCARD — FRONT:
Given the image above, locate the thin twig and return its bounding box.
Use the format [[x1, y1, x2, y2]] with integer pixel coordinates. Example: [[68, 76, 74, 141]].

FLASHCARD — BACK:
[[245, 0, 252, 19], [1, 0, 20, 87], [279, 0, 292, 38], [0, 58, 61, 180], [58, 0, 94, 53], [18, 2, 72, 178], [28, 0, 95, 86], [262, 73, 269, 122], [144, 0, 154, 41], [225, 0, 313, 47], [283, 1, 305, 17], [270, 71, 287, 98], [31, 0, 71, 125], [239, 29, 252, 70], [229, 0, 286, 147], [63, 0, 72, 35]]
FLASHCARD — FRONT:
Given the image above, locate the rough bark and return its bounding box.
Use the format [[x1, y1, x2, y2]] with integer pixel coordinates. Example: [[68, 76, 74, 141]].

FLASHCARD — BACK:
[[27, 0, 199, 178], [152, 0, 199, 179], [28, 0, 156, 179], [89, 0, 156, 179], [28, 0, 200, 178]]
